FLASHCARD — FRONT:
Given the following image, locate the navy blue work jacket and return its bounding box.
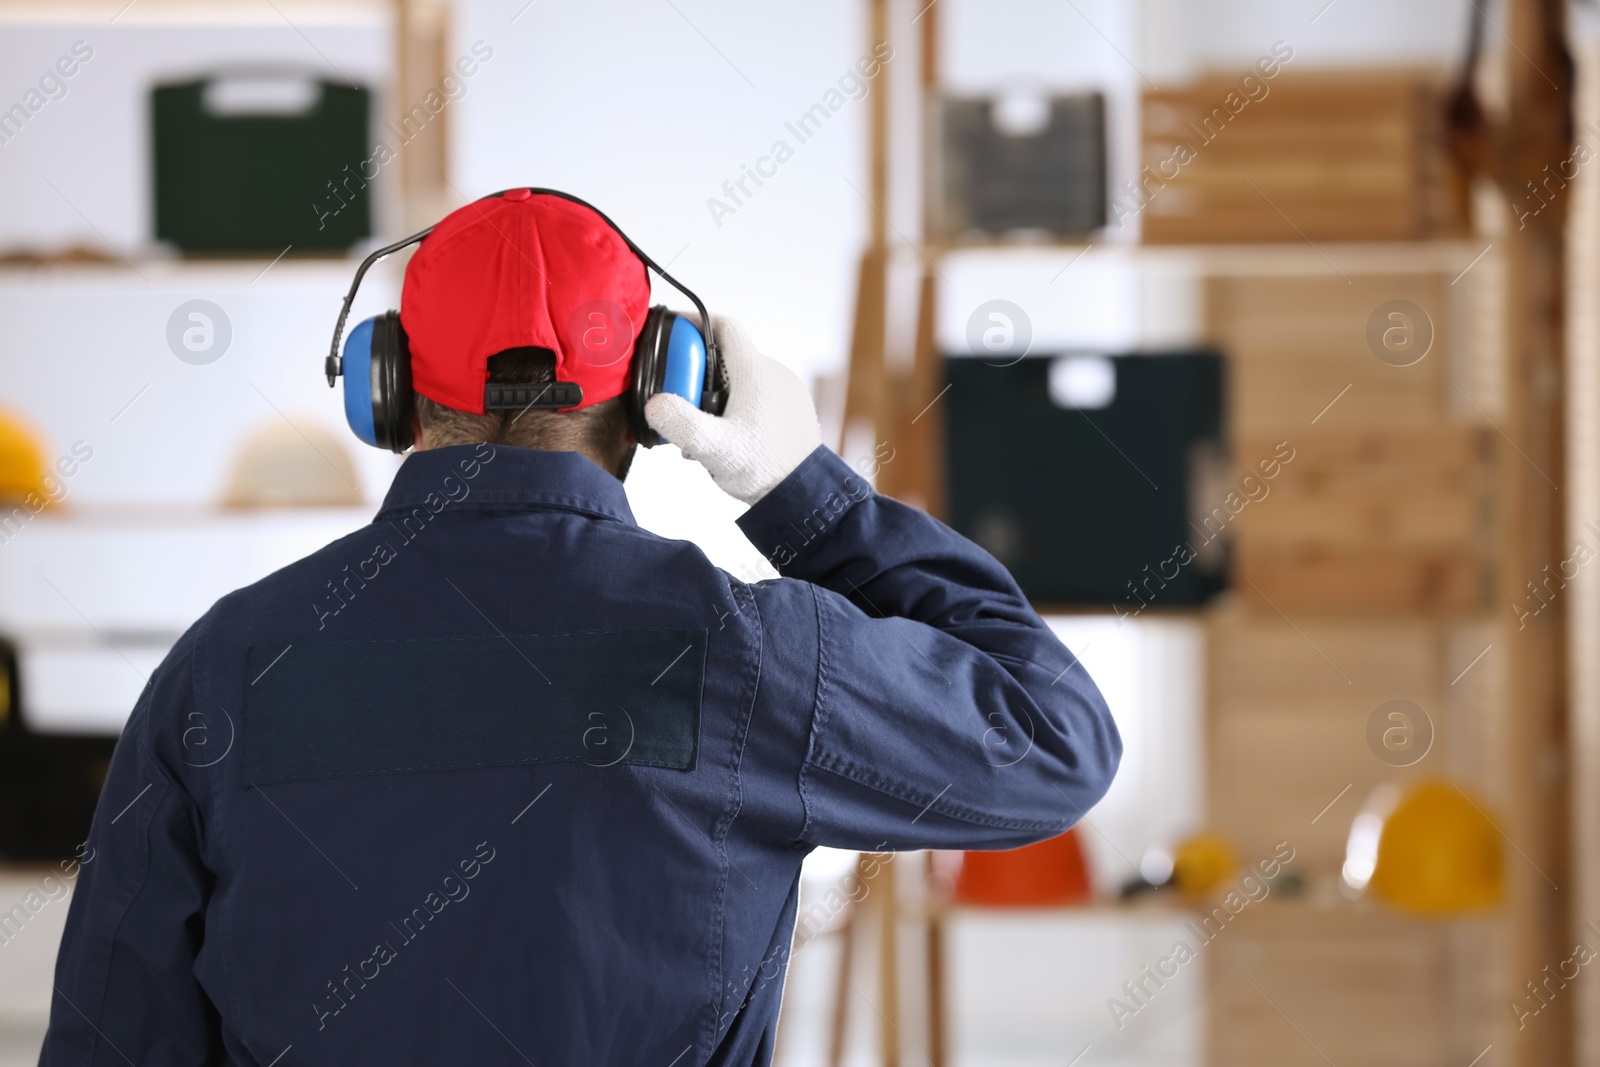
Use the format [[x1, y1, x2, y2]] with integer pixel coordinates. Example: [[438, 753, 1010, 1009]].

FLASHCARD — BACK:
[[41, 443, 1119, 1066]]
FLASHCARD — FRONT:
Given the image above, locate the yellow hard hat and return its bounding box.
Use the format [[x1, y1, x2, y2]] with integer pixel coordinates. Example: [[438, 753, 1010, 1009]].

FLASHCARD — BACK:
[[0, 410, 50, 506], [1369, 779, 1503, 914], [1171, 832, 1237, 897]]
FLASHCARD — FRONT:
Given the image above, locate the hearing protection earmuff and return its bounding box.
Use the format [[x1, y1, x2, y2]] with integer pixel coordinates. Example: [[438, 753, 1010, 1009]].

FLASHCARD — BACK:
[[324, 188, 727, 453]]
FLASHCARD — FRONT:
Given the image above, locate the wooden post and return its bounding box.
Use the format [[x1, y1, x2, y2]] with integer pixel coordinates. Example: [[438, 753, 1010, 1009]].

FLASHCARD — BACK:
[[876, 0, 945, 516], [840, 0, 892, 457], [1564, 37, 1600, 1066], [867, 0, 888, 253], [924, 851, 948, 1067], [918, 10, 947, 1059], [392, 0, 454, 232], [914, 2, 944, 522], [1495, 2, 1573, 1065], [877, 855, 901, 1067], [842, 247, 890, 454], [876, 264, 946, 517]]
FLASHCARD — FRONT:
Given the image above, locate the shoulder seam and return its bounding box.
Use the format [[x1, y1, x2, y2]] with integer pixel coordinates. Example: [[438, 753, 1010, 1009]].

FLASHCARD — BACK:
[[796, 582, 827, 844]]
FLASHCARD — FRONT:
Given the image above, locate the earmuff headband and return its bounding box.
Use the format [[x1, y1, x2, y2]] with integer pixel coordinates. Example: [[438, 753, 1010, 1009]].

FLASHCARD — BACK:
[[324, 188, 718, 388], [326, 229, 434, 386]]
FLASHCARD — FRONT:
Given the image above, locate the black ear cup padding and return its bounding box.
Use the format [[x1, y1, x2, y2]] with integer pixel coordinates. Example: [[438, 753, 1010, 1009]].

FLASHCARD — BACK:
[[372, 311, 415, 453], [702, 347, 728, 417], [628, 306, 671, 448]]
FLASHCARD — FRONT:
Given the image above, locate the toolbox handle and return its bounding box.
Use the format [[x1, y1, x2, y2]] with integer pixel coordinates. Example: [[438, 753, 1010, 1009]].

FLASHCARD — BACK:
[[199, 71, 324, 117]]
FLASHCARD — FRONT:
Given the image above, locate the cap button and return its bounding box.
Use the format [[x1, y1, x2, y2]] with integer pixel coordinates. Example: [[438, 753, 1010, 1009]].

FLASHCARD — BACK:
[[504, 188, 532, 201]]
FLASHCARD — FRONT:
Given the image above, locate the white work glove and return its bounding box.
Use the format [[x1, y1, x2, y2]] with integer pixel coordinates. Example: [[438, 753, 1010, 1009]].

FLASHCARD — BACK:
[[645, 316, 822, 504]]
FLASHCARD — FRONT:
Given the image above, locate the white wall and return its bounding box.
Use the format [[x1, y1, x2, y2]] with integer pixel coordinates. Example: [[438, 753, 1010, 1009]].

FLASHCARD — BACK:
[[0, 11, 399, 507], [1142, 0, 1472, 82], [0, 16, 392, 253], [454, 0, 872, 385]]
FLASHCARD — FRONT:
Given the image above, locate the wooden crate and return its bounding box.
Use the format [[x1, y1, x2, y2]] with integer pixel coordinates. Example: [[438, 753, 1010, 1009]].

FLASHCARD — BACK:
[[1235, 551, 1483, 614], [1206, 610, 1502, 879], [1229, 425, 1495, 614], [1141, 69, 1468, 244], [1207, 905, 1500, 1067], [1205, 271, 1454, 439], [1204, 269, 1494, 613]]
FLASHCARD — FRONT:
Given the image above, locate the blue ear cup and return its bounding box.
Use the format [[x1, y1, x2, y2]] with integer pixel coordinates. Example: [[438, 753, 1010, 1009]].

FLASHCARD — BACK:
[[340, 311, 414, 453], [660, 314, 707, 408], [627, 307, 726, 448], [342, 316, 379, 447]]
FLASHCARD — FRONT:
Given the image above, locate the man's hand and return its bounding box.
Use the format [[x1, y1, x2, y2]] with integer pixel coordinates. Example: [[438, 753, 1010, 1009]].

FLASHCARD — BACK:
[[645, 316, 822, 504]]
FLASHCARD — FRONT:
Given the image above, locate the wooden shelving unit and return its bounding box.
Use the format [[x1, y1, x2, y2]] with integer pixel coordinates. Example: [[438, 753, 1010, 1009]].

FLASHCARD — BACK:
[[829, 2, 1581, 1067]]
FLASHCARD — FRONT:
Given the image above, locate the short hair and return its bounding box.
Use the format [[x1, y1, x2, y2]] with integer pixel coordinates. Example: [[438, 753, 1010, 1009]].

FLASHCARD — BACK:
[[414, 348, 636, 479]]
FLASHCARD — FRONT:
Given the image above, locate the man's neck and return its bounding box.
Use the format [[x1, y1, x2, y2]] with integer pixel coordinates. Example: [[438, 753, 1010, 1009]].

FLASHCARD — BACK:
[[413, 435, 626, 482]]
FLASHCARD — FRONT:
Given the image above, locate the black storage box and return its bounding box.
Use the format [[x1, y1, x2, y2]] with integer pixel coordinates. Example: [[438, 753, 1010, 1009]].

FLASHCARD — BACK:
[[944, 351, 1228, 610], [153, 74, 371, 254], [935, 93, 1107, 239], [0, 638, 117, 862]]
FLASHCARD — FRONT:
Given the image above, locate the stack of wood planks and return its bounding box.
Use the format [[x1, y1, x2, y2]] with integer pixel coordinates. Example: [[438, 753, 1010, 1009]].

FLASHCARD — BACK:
[[1140, 70, 1470, 244], [1200, 257, 1508, 1066], [1208, 270, 1495, 614]]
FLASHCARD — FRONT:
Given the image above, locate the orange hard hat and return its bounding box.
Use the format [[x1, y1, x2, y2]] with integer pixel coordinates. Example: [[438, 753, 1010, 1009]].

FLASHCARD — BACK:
[[954, 828, 1093, 907]]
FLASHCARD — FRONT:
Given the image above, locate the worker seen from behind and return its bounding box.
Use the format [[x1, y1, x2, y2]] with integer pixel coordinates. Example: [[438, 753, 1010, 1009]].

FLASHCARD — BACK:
[[41, 188, 1121, 1066]]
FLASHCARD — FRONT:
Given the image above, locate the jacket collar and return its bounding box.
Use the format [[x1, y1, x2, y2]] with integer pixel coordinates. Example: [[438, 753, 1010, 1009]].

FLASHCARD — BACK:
[[376, 444, 636, 526]]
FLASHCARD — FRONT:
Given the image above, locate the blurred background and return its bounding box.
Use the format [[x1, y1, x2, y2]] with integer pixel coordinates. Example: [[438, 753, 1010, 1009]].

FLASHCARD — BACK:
[[0, 0, 1593, 1064]]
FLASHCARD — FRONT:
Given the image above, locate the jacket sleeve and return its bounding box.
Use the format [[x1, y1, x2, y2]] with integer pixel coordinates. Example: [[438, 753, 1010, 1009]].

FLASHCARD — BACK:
[[734, 445, 1121, 852], [40, 634, 224, 1066]]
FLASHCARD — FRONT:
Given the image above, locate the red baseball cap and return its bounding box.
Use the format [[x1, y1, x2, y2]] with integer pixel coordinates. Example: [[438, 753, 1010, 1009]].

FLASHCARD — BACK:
[[399, 189, 651, 413]]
